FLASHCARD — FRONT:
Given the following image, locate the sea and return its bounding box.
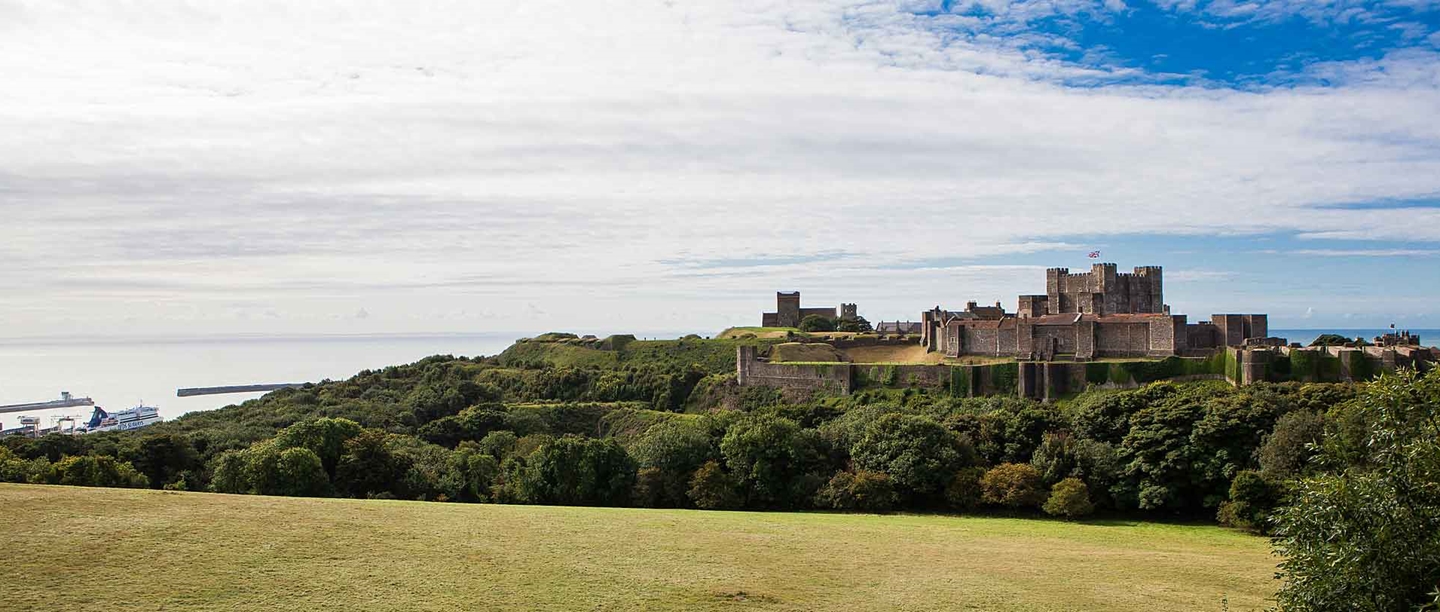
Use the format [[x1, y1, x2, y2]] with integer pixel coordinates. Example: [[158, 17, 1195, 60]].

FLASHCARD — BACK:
[[0, 328, 1433, 428]]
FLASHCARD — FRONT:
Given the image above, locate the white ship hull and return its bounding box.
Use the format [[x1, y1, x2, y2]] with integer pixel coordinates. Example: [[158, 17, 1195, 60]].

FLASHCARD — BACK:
[[84, 405, 163, 433]]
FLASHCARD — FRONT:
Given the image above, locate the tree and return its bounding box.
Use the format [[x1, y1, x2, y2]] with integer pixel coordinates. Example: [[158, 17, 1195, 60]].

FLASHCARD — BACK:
[[688, 460, 742, 510], [1309, 334, 1359, 347], [1043, 478, 1095, 518], [273, 447, 331, 497], [629, 420, 716, 508], [980, 463, 1045, 509], [477, 430, 518, 460], [851, 413, 973, 500], [456, 446, 500, 502], [335, 430, 413, 499], [47, 455, 149, 489], [798, 315, 836, 332], [210, 450, 248, 494], [1259, 410, 1325, 479], [817, 470, 897, 512], [720, 415, 826, 508], [123, 433, 200, 489], [1216, 470, 1281, 533], [1030, 431, 1079, 486], [516, 436, 636, 506], [1272, 369, 1440, 611], [270, 418, 362, 477], [836, 316, 873, 333]]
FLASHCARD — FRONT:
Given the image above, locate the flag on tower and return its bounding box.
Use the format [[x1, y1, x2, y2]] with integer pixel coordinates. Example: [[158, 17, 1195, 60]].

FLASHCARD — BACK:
[[1087, 251, 1101, 259]]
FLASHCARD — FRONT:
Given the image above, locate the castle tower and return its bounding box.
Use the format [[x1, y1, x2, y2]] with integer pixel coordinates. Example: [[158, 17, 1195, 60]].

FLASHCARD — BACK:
[[776, 292, 802, 327], [1093, 263, 1118, 314], [1128, 266, 1163, 312], [839, 303, 858, 320], [1046, 268, 1066, 315]]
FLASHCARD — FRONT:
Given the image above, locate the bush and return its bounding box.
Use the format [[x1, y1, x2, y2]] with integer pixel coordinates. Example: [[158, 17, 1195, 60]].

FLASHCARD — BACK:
[[688, 460, 742, 510], [1272, 369, 1440, 611], [48, 455, 150, 489], [1216, 470, 1281, 533], [817, 470, 897, 512], [798, 315, 836, 332], [1042, 478, 1095, 518], [980, 463, 1045, 509], [945, 467, 986, 510]]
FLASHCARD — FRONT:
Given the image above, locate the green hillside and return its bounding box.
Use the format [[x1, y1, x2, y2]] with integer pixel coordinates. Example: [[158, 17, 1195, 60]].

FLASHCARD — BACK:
[[0, 484, 1277, 612]]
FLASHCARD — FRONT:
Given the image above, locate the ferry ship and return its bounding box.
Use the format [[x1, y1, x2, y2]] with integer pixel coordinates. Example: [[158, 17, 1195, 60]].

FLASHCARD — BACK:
[[82, 404, 164, 433]]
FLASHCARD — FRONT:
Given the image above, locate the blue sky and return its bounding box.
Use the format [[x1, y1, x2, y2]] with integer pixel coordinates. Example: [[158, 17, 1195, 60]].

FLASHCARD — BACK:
[[905, 0, 1440, 85], [2, 0, 1440, 337]]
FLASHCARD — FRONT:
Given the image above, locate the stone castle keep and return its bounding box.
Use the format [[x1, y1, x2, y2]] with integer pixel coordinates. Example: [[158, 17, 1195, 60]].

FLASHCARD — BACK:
[[761, 292, 856, 328], [921, 263, 1268, 361]]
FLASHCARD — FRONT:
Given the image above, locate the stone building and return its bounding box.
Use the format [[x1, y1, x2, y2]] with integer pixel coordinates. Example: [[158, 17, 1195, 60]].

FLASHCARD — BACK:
[[761, 292, 854, 328], [922, 263, 1270, 361]]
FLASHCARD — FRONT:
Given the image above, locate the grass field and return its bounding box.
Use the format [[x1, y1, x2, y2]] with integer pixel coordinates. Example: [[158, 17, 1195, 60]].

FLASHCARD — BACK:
[[0, 484, 1277, 611]]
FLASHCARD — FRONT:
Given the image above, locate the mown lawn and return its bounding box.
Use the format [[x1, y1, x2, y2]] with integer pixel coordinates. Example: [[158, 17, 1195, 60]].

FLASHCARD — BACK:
[[0, 484, 1276, 611]]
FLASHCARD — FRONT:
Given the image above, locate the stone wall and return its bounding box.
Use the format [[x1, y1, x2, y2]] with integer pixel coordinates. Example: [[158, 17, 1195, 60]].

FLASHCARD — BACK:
[[736, 346, 851, 393], [734, 345, 1278, 399], [1094, 322, 1149, 356]]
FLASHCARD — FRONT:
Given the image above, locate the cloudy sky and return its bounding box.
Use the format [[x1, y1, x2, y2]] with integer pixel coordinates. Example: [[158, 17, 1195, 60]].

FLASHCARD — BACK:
[[4, 0, 1440, 339]]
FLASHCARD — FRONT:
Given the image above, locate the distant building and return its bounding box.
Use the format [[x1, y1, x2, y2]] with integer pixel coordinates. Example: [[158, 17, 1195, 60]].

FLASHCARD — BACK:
[[875, 321, 922, 334], [921, 263, 1271, 360], [761, 292, 855, 327]]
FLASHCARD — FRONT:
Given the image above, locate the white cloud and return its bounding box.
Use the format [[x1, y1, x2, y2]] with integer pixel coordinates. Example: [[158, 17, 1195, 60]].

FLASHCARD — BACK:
[[0, 1, 1438, 335]]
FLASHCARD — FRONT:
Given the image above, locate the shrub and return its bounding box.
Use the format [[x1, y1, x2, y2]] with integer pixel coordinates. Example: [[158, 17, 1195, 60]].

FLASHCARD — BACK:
[[817, 470, 897, 512], [798, 315, 836, 332], [1216, 470, 1281, 533], [48, 455, 150, 489], [1272, 369, 1440, 611], [1043, 478, 1095, 518], [980, 463, 1045, 509], [688, 460, 742, 510], [945, 467, 986, 511]]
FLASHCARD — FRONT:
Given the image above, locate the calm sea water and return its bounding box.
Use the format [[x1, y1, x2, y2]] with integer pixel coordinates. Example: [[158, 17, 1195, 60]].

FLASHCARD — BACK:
[[1, 328, 1433, 428], [0, 333, 525, 427]]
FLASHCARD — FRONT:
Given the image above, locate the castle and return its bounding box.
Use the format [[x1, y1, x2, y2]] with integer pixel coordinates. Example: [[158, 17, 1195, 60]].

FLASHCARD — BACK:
[[761, 292, 856, 328], [920, 263, 1270, 360], [742, 262, 1435, 398]]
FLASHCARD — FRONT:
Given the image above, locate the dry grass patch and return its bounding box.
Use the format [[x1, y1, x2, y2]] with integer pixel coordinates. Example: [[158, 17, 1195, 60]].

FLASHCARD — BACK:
[[0, 484, 1277, 612]]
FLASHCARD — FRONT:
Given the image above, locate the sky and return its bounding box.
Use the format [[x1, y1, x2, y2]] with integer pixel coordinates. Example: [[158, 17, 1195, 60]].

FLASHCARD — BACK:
[[3, 0, 1440, 339]]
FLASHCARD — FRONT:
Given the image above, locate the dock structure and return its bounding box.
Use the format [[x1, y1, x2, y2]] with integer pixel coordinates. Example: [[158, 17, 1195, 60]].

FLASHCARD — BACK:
[[176, 383, 306, 397], [0, 392, 94, 415]]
